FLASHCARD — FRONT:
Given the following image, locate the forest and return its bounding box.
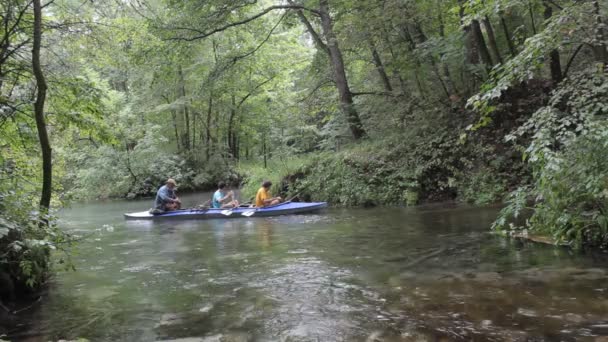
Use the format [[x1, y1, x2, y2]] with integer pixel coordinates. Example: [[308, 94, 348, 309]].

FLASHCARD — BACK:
[[0, 0, 607, 311]]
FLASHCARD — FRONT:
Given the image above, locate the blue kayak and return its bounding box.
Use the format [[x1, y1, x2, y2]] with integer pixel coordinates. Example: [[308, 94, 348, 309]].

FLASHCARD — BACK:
[[124, 201, 327, 220]]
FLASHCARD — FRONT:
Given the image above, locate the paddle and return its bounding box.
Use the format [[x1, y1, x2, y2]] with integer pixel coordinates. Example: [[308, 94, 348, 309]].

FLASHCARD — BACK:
[[220, 191, 238, 216], [221, 208, 234, 216], [196, 199, 211, 211], [241, 192, 300, 217], [241, 208, 257, 217]]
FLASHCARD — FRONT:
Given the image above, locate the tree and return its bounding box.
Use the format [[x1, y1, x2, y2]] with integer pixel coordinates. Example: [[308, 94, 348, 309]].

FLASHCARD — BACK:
[[32, 0, 51, 215]]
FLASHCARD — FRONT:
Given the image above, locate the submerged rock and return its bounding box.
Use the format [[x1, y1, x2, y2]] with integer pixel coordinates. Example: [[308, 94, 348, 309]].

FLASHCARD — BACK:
[[155, 313, 184, 328]]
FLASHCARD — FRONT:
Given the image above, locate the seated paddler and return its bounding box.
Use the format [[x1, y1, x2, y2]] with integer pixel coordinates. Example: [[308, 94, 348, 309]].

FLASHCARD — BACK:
[[153, 178, 181, 212], [212, 181, 239, 209], [255, 180, 282, 207]]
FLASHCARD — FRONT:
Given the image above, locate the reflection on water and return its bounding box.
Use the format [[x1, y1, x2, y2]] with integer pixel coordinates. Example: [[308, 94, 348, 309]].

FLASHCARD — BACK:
[[7, 194, 608, 341]]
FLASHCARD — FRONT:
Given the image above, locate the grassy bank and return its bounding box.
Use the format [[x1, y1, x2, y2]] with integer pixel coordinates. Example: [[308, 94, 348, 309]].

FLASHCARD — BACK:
[[237, 136, 520, 207]]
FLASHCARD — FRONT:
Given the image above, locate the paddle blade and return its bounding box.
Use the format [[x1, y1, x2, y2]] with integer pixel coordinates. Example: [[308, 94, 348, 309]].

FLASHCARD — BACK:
[[221, 209, 233, 216], [241, 210, 256, 217]]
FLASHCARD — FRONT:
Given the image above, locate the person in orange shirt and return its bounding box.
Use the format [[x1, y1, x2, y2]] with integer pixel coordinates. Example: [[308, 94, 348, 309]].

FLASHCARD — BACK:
[[255, 180, 282, 207]]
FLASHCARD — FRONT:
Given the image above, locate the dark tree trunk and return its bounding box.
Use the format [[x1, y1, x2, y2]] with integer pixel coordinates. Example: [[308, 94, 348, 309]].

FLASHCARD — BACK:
[[290, 2, 329, 55], [471, 19, 494, 68], [228, 94, 237, 158], [459, 3, 479, 65], [32, 0, 52, 214], [178, 66, 190, 151], [192, 108, 196, 149], [380, 26, 409, 96], [408, 21, 427, 44], [368, 40, 393, 92], [458, 1, 483, 93], [234, 135, 239, 161], [413, 21, 450, 99], [499, 13, 517, 57], [397, 25, 426, 95], [262, 135, 267, 168], [593, 0, 608, 67], [482, 16, 502, 65], [163, 95, 180, 152], [528, 1, 537, 34], [172, 110, 180, 152], [438, 10, 456, 96], [205, 95, 212, 161], [318, 0, 366, 139], [543, 2, 563, 83]]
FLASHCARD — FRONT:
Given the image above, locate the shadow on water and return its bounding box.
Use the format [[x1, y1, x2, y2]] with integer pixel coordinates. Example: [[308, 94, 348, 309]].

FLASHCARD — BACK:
[[6, 195, 608, 341]]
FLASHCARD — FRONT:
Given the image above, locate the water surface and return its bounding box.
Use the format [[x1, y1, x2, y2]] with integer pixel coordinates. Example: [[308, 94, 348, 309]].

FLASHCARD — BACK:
[[10, 193, 608, 341]]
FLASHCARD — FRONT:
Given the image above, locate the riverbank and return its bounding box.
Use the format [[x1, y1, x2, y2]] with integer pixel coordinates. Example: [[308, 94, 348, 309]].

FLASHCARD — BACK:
[[237, 138, 523, 207]]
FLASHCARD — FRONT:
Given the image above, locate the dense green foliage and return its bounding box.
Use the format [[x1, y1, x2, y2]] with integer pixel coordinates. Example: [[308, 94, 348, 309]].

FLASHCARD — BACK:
[[494, 69, 608, 248], [1, 0, 607, 307]]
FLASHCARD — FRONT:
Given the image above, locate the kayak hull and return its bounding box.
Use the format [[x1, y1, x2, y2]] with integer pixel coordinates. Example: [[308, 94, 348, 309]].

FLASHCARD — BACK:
[[124, 202, 327, 220]]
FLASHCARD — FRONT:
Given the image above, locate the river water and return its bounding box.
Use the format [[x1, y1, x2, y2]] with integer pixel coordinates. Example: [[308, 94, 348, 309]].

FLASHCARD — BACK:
[[9, 193, 608, 341]]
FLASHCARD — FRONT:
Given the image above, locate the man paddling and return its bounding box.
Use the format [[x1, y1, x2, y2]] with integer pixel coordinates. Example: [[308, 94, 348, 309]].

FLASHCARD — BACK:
[[212, 182, 239, 208], [255, 180, 282, 207], [154, 178, 181, 211]]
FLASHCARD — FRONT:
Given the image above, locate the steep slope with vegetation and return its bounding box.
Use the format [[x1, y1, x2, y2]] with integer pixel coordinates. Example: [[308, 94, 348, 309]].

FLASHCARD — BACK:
[[0, 0, 607, 313]]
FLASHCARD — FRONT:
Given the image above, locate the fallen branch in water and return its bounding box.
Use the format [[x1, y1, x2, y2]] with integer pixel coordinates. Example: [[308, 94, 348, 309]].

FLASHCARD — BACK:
[[400, 247, 447, 269], [12, 296, 42, 314]]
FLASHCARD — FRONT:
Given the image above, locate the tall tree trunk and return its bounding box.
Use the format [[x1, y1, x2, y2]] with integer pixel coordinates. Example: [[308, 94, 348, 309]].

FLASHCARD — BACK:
[[499, 13, 517, 57], [162, 95, 180, 152], [289, 1, 329, 55], [543, 2, 563, 83], [262, 134, 267, 169], [368, 39, 393, 92], [192, 107, 196, 150], [458, 1, 481, 93], [482, 16, 502, 65], [410, 22, 451, 100], [459, 3, 479, 65], [234, 135, 239, 161], [0, 1, 10, 91], [318, 0, 366, 139], [178, 65, 190, 151], [380, 25, 410, 96], [228, 94, 237, 158], [472, 19, 494, 68], [438, 10, 456, 96], [528, 1, 537, 34], [205, 95, 212, 161], [593, 0, 608, 67], [398, 25, 426, 95], [172, 110, 180, 152], [32, 0, 51, 214]]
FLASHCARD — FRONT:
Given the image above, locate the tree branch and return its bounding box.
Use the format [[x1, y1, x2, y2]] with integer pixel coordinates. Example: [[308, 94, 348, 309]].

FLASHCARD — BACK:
[[544, 0, 563, 10], [0, 39, 32, 65], [165, 5, 319, 42], [237, 76, 276, 108], [1, 0, 32, 49], [230, 13, 286, 63], [298, 79, 334, 103], [351, 91, 396, 97], [562, 44, 584, 78], [289, 0, 328, 54]]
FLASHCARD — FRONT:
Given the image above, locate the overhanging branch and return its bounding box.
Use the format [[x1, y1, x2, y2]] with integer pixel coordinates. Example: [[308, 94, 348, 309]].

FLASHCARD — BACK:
[[351, 91, 396, 97], [165, 5, 320, 42]]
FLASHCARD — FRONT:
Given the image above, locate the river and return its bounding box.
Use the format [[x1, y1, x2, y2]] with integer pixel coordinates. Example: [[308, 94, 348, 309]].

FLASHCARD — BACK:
[[8, 192, 608, 341]]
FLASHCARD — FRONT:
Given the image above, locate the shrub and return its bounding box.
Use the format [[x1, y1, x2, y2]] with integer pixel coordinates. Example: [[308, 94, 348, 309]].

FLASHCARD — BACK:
[[494, 68, 608, 248]]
